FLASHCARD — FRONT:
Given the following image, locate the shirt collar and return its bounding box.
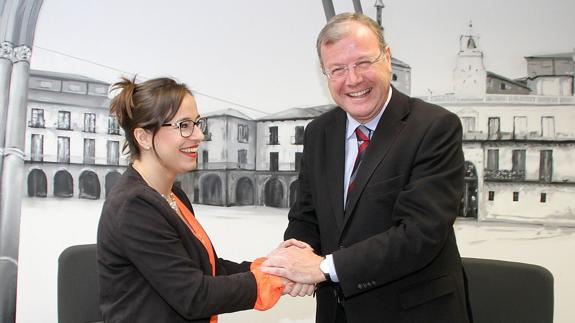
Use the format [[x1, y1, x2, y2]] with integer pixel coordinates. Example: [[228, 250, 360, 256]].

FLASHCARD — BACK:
[[345, 86, 393, 139]]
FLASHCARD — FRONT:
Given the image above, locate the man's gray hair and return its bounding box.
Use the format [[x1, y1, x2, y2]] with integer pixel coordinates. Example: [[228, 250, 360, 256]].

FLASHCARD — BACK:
[[316, 12, 387, 67]]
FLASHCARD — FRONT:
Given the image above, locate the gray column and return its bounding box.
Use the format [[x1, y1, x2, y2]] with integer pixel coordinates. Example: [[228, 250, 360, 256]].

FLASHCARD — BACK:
[[352, 0, 363, 14], [0, 42, 13, 172], [321, 0, 335, 21], [0, 46, 30, 322], [0, 1, 43, 322]]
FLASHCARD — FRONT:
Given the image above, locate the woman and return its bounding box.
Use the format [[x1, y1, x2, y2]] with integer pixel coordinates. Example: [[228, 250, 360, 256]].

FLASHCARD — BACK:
[[97, 77, 287, 323]]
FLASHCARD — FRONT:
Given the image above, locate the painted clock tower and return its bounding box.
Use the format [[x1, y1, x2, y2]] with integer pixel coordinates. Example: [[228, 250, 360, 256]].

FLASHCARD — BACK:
[[453, 22, 486, 98]]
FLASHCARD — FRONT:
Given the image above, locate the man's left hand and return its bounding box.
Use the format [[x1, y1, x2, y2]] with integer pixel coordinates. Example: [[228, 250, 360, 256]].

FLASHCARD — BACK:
[[260, 245, 325, 284]]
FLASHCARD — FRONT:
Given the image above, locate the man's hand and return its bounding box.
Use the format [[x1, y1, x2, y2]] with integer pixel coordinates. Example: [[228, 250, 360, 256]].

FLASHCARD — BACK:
[[261, 245, 325, 284], [273, 238, 314, 251], [265, 239, 316, 297], [282, 281, 316, 297]]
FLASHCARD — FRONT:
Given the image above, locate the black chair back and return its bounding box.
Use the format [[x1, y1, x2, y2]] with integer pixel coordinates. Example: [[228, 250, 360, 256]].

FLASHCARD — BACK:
[[58, 244, 103, 323], [463, 257, 553, 323]]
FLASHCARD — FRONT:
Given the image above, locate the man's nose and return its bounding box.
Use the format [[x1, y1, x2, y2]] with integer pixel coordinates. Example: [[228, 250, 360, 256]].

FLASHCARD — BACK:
[[345, 66, 362, 84]]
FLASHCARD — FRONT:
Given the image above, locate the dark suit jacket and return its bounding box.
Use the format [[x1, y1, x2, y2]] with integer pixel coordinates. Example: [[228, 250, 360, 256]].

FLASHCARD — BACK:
[[285, 89, 471, 323], [97, 166, 257, 323]]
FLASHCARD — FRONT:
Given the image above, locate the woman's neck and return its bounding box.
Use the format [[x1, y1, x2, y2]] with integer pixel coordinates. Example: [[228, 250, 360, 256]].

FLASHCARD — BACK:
[[132, 159, 175, 196]]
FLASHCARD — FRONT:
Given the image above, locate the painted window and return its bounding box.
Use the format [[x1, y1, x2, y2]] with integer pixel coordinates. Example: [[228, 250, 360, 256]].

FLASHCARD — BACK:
[[487, 149, 499, 170], [293, 126, 304, 145], [269, 126, 279, 145], [30, 108, 45, 128], [511, 149, 526, 180], [541, 116, 555, 137], [238, 124, 249, 143], [488, 117, 500, 140], [270, 152, 278, 171], [539, 150, 553, 182], [84, 113, 96, 133], [58, 111, 71, 130], [461, 117, 475, 133], [107, 140, 119, 165], [513, 116, 527, 139], [57, 136, 70, 163], [238, 149, 247, 164], [108, 115, 120, 135], [31, 134, 44, 161], [84, 138, 96, 164]]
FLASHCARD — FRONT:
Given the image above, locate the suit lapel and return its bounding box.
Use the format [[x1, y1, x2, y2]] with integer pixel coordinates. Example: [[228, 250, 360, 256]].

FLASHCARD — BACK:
[[342, 91, 410, 229], [325, 109, 346, 230]]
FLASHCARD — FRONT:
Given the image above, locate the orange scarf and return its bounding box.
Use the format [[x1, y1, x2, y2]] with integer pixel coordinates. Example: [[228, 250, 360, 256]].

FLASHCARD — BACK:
[[174, 196, 283, 319], [174, 197, 218, 323]]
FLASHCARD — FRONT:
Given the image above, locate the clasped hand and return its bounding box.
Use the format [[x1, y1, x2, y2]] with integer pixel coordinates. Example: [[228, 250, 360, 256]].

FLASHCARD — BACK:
[[261, 239, 326, 297]]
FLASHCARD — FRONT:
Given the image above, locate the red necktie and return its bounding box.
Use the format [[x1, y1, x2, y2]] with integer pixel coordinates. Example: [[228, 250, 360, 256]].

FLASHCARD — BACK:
[[348, 125, 371, 192]]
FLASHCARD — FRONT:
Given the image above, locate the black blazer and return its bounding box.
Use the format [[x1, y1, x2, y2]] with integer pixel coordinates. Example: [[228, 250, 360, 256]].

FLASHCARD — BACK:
[[97, 166, 257, 323], [286, 89, 471, 323]]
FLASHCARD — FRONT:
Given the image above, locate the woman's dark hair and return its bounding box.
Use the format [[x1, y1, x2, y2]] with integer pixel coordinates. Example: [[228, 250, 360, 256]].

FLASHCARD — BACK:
[[109, 76, 192, 160]]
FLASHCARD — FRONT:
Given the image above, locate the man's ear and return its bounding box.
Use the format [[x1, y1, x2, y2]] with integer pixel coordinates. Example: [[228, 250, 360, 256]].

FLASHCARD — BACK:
[[133, 127, 152, 151]]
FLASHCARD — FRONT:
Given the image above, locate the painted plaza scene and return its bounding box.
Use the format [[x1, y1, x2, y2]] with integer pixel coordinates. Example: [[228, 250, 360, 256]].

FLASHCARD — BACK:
[[23, 29, 575, 227], [1, 0, 574, 322]]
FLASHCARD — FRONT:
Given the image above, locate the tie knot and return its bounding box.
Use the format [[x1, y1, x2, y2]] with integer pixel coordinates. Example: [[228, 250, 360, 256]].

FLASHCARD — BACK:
[[355, 125, 371, 142]]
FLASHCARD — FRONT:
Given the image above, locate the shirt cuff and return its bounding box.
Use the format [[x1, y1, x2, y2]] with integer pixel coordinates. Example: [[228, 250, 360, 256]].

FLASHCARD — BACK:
[[325, 254, 339, 282]]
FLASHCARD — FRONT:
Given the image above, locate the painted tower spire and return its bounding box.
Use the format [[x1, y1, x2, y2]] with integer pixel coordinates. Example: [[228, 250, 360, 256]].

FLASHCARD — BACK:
[[453, 20, 487, 98], [374, 0, 385, 30]]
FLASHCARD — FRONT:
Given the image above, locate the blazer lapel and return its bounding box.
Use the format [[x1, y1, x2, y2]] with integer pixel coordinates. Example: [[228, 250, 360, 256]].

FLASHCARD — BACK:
[[324, 109, 346, 230], [342, 91, 410, 229]]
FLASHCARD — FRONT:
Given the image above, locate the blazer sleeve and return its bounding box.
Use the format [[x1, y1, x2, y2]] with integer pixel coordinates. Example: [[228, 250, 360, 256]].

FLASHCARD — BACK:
[[334, 111, 465, 296], [115, 195, 257, 319]]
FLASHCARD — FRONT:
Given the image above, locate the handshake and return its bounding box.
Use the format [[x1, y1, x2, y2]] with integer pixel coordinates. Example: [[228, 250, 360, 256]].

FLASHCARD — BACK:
[[260, 239, 328, 297]]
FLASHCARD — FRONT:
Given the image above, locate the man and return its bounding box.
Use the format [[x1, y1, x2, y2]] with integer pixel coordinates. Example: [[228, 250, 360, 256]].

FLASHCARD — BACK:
[[262, 13, 471, 323]]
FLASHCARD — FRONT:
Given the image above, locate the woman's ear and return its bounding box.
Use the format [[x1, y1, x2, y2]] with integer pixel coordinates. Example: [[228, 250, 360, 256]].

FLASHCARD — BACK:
[[133, 128, 152, 151]]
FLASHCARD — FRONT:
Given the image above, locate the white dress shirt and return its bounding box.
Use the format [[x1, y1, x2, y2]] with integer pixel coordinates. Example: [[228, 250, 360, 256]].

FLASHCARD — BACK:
[[326, 86, 393, 282]]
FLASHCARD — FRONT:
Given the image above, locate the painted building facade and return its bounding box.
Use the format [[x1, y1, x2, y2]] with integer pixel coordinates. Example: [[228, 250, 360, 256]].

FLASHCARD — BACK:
[[427, 28, 575, 226], [24, 70, 127, 199], [178, 106, 333, 208], [524, 53, 574, 96], [427, 95, 575, 226], [22, 31, 575, 227]]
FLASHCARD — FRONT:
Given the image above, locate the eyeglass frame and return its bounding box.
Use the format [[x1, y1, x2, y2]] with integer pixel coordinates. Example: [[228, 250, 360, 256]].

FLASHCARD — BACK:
[[322, 50, 386, 80], [161, 117, 207, 138]]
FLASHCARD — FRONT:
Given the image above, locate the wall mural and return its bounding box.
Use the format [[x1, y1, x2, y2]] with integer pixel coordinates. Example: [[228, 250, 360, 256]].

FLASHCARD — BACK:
[[3, 1, 575, 323]]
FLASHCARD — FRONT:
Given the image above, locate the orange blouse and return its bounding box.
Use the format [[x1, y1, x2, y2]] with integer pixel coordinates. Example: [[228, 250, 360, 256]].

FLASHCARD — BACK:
[[174, 196, 283, 322]]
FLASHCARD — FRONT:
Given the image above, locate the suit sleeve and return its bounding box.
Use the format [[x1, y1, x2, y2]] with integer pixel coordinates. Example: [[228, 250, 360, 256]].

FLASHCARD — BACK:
[[216, 258, 252, 275], [334, 112, 465, 297], [116, 197, 257, 319]]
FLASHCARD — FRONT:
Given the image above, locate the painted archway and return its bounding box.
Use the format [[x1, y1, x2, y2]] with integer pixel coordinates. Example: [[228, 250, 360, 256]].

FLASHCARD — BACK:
[[79, 170, 101, 199], [27, 169, 47, 197], [235, 177, 254, 206], [54, 170, 73, 198], [201, 174, 223, 205], [264, 177, 284, 208], [461, 161, 478, 218], [105, 171, 122, 198]]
